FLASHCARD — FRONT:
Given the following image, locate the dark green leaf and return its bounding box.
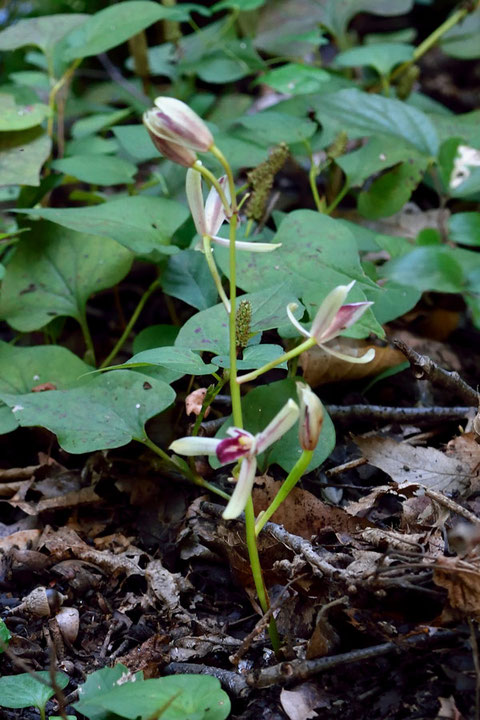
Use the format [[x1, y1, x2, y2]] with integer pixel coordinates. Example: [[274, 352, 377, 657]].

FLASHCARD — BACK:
[[334, 42, 413, 76], [0, 671, 68, 711], [358, 155, 429, 219], [0, 127, 51, 186], [51, 155, 137, 185], [448, 212, 480, 246], [162, 250, 219, 310]]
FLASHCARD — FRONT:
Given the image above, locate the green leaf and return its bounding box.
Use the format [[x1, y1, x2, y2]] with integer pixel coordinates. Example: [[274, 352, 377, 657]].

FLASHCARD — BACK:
[[176, 284, 301, 356], [0, 671, 68, 711], [75, 664, 143, 720], [0, 370, 175, 453], [0, 127, 51, 186], [213, 0, 266, 10], [236, 111, 317, 146], [71, 109, 131, 139], [334, 42, 413, 76], [0, 618, 11, 651], [215, 379, 335, 473], [324, 0, 414, 38], [358, 155, 429, 219], [336, 135, 425, 187], [188, 39, 265, 84], [133, 325, 179, 354], [215, 210, 383, 338], [14, 196, 189, 256], [0, 222, 133, 332], [162, 250, 218, 310], [112, 125, 158, 162], [62, 1, 191, 60], [51, 155, 138, 186], [448, 212, 480, 246], [66, 135, 119, 156], [213, 344, 287, 370], [313, 89, 439, 155], [0, 14, 87, 61], [380, 246, 466, 293], [76, 673, 230, 720], [259, 63, 334, 95], [0, 96, 49, 132], [122, 347, 216, 375], [440, 9, 480, 59]]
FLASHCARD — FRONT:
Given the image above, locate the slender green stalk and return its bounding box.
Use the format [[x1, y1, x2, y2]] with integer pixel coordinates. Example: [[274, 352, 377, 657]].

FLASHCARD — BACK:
[[227, 214, 243, 427], [326, 181, 349, 215], [79, 313, 96, 366], [238, 337, 315, 385], [141, 436, 230, 500], [202, 235, 231, 312], [309, 162, 326, 213], [100, 278, 161, 369], [255, 450, 313, 536], [391, 4, 473, 82], [47, 58, 82, 140], [210, 145, 237, 213], [193, 161, 231, 215], [191, 375, 228, 436]]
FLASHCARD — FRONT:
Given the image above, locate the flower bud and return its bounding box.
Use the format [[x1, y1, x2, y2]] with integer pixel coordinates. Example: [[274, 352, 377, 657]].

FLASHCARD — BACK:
[[296, 382, 323, 451], [143, 96, 213, 156], [143, 118, 197, 167]]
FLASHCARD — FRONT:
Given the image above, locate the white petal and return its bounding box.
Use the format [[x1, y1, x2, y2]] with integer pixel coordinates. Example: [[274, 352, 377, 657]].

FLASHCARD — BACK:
[[255, 399, 299, 454], [222, 456, 257, 520], [210, 236, 282, 252], [169, 436, 220, 456], [310, 281, 355, 341], [205, 176, 230, 236], [320, 344, 376, 364], [185, 168, 207, 236], [286, 303, 311, 339]]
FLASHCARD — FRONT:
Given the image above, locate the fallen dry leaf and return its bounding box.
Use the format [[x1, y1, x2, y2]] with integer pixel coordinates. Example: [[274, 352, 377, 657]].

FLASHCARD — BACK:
[[280, 682, 329, 719], [433, 554, 480, 618], [300, 341, 404, 387], [353, 436, 472, 495], [185, 387, 211, 417]]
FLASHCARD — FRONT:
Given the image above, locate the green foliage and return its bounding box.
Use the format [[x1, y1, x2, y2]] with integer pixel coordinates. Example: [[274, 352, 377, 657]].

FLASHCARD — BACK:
[[0, 618, 11, 651], [0, 671, 69, 713]]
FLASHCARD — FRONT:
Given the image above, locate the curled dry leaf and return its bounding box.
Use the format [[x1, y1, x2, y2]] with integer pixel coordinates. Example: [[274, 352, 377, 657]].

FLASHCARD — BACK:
[[433, 554, 480, 618], [185, 387, 211, 417], [300, 341, 404, 387], [280, 682, 329, 720]]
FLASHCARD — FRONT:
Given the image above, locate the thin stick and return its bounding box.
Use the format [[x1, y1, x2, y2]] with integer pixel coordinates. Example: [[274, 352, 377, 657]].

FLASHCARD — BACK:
[[470, 618, 480, 720]]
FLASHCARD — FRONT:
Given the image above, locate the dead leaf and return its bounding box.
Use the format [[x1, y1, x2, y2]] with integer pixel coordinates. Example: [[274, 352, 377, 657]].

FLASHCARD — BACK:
[[354, 436, 472, 495], [280, 682, 329, 719], [433, 554, 480, 618], [185, 387, 211, 417], [300, 341, 404, 387], [436, 695, 464, 720]]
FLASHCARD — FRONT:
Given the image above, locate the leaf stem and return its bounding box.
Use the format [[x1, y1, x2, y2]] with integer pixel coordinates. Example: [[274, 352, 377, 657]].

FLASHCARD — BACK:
[[202, 235, 231, 312], [237, 337, 315, 385], [309, 161, 326, 213], [210, 145, 237, 213], [255, 449, 313, 536], [79, 312, 96, 366], [47, 58, 82, 142], [100, 278, 161, 369], [326, 181, 349, 215]]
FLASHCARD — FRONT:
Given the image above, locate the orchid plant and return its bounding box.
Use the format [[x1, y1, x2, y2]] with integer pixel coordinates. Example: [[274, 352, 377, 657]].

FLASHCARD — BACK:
[[143, 96, 375, 651]]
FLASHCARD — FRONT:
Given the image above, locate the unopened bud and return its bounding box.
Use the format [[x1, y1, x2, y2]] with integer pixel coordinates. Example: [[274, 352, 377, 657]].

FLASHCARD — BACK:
[[143, 97, 213, 159], [296, 382, 323, 451]]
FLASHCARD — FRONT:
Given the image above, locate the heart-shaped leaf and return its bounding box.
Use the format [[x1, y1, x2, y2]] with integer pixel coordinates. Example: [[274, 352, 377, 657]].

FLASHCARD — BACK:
[[0, 671, 68, 711]]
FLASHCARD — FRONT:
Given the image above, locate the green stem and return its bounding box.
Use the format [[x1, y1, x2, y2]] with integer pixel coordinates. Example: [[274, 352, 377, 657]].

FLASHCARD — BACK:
[[79, 312, 96, 366], [309, 162, 326, 213], [191, 375, 228, 436], [391, 4, 472, 82], [193, 161, 231, 215], [47, 58, 82, 141], [326, 181, 349, 215], [100, 278, 161, 369], [40, 707, 46, 720], [210, 145, 237, 214], [245, 497, 281, 651], [255, 450, 313, 536], [141, 436, 230, 500], [237, 337, 315, 385], [244, 218, 254, 238], [227, 213, 243, 427], [202, 235, 231, 312]]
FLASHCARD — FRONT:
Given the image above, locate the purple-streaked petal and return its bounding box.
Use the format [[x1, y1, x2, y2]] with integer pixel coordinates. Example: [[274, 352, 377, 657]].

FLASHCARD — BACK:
[[286, 303, 311, 339], [186, 167, 207, 235], [296, 382, 323, 451], [169, 436, 220, 456], [205, 176, 230, 236], [310, 281, 355, 342], [143, 120, 197, 167], [210, 236, 282, 252], [255, 399, 299, 455], [319, 301, 374, 343], [152, 97, 213, 152], [320, 343, 376, 364], [222, 455, 257, 520], [216, 429, 254, 464]]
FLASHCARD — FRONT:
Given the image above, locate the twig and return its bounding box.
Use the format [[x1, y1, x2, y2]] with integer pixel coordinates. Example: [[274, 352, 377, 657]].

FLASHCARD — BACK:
[[246, 629, 457, 688], [163, 662, 249, 697], [394, 340, 479, 406], [325, 457, 368, 477], [424, 488, 480, 526], [469, 619, 480, 720], [325, 404, 474, 424]]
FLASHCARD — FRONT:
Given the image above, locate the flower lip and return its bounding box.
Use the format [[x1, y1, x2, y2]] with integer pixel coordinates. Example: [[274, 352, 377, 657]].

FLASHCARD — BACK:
[[216, 429, 255, 464]]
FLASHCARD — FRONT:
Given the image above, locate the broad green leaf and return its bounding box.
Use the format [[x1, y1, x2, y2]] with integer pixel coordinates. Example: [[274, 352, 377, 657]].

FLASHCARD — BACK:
[[121, 347, 216, 375], [215, 379, 335, 473], [0, 127, 51, 186], [15, 196, 189, 256], [358, 155, 429, 219], [440, 9, 480, 59], [71, 109, 131, 139], [51, 155, 137, 186], [0, 371, 175, 453], [210, 132, 267, 171], [75, 664, 143, 720], [0, 14, 87, 61], [324, 0, 414, 37], [162, 250, 218, 310], [334, 42, 413, 76], [176, 285, 301, 356], [9, 71, 50, 89], [133, 325, 179, 354], [336, 135, 425, 187], [448, 212, 480, 246], [126, 42, 177, 79], [213, 344, 287, 370], [0, 96, 49, 132], [215, 210, 383, 338], [66, 135, 119, 156], [112, 125, 158, 162], [76, 674, 230, 720], [259, 63, 333, 95], [0, 671, 68, 710], [0, 618, 11, 651], [62, 1, 194, 60], [213, 0, 266, 9], [451, 168, 480, 199], [313, 89, 439, 155], [380, 246, 466, 293], [186, 39, 265, 84], [236, 111, 316, 146], [429, 110, 480, 146], [0, 222, 133, 332]]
